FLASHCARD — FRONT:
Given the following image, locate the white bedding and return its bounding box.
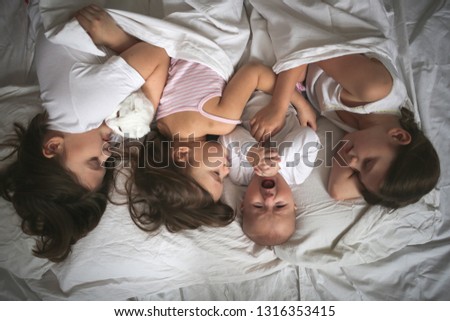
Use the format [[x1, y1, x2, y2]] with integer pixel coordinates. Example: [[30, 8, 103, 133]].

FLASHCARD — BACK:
[[0, 0, 449, 300]]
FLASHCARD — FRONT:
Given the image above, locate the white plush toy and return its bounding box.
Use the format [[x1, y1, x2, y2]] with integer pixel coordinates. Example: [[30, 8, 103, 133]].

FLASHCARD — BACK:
[[105, 89, 155, 139]]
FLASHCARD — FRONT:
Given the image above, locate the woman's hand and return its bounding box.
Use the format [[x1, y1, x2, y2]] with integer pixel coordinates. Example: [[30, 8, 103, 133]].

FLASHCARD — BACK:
[[291, 92, 317, 130], [295, 101, 317, 130]]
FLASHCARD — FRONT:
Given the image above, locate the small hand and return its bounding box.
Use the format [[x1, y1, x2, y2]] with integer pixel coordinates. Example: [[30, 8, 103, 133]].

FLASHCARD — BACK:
[[292, 95, 317, 130], [75, 4, 124, 48], [254, 162, 280, 177], [250, 104, 286, 142], [247, 146, 281, 177]]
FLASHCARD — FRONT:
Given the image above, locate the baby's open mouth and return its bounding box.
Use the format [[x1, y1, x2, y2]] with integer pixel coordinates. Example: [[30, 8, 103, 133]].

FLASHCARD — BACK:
[[261, 179, 275, 189]]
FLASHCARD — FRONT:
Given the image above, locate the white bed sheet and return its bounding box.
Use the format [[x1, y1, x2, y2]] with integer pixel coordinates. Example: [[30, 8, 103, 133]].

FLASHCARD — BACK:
[[0, 0, 449, 301]]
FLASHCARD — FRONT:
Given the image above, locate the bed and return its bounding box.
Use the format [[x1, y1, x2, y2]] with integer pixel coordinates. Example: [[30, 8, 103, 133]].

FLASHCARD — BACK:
[[0, 0, 449, 300]]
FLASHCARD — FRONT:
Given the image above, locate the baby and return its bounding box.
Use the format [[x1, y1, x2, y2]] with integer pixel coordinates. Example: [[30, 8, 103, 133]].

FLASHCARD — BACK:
[[220, 92, 320, 246]]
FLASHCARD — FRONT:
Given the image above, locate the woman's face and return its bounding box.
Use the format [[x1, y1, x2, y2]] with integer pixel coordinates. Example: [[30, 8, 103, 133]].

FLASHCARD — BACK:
[[187, 141, 230, 202], [61, 123, 113, 190], [337, 126, 401, 194]]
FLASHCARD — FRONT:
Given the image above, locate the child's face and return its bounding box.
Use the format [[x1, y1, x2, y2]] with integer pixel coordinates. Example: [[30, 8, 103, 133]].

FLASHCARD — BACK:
[[187, 141, 230, 202], [336, 125, 402, 194], [61, 123, 112, 190], [241, 173, 296, 245]]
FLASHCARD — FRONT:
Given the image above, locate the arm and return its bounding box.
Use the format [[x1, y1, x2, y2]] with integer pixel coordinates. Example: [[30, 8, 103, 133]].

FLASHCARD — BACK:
[[290, 91, 317, 131], [208, 62, 310, 134], [250, 65, 317, 142], [120, 43, 169, 108]]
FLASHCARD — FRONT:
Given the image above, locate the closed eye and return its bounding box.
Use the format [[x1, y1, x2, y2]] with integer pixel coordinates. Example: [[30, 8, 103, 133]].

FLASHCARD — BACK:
[[275, 203, 287, 209], [211, 171, 223, 183], [362, 159, 374, 172], [253, 203, 264, 209], [87, 157, 102, 170]]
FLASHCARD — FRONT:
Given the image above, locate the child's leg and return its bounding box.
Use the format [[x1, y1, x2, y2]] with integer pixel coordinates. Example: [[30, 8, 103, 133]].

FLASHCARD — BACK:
[[75, 4, 138, 53], [315, 54, 392, 103]]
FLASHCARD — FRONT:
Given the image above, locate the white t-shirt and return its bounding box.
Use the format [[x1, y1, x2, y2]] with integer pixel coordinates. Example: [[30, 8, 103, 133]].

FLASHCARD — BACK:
[[219, 92, 320, 186], [305, 53, 409, 133], [35, 31, 145, 133]]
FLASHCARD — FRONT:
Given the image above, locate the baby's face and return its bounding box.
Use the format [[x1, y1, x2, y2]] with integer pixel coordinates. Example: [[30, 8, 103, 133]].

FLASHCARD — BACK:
[[241, 174, 296, 245]]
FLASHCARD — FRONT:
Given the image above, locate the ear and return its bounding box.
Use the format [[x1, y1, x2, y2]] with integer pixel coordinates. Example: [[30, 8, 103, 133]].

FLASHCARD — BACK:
[[172, 146, 191, 163], [42, 136, 64, 159], [389, 128, 412, 145]]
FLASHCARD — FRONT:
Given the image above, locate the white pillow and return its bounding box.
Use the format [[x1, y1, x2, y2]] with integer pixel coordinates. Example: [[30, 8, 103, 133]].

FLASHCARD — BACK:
[[0, 87, 54, 279], [0, 200, 54, 280], [274, 117, 441, 267]]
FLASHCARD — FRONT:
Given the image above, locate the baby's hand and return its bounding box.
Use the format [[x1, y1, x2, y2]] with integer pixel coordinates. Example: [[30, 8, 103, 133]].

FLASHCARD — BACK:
[[247, 146, 281, 177], [75, 4, 125, 49]]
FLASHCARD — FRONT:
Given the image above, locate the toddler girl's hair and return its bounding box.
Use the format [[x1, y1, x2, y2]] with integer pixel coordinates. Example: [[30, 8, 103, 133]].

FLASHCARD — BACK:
[[362, 108, 440, 208], [123, 130, 235, 233], [0, 112, 112, 262]]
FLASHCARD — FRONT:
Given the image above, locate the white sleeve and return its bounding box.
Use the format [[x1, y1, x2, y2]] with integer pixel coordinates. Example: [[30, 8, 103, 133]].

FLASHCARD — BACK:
[[35, 31, 145, 133], [279, 127, 321, 185], [69, 56, 145, 132], [219, 126, 256, 186]]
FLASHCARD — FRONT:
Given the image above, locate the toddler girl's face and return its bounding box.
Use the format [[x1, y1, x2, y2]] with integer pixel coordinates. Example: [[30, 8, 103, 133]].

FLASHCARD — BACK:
[[187, 141, 230, 202]]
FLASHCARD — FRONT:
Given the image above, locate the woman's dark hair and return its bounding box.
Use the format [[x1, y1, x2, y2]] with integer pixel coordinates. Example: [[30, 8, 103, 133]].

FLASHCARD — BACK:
[[122, 130, 235, 233], [362, 107, 440, 209], [0, 112, 112, 262]]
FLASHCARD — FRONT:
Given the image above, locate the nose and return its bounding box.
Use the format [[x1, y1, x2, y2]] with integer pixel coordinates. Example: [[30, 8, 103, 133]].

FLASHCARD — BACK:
[[262, 189, 275, 199], [222, 163, 230, 176], [100, 143, 111, 162], [348, 155, 359, 168]]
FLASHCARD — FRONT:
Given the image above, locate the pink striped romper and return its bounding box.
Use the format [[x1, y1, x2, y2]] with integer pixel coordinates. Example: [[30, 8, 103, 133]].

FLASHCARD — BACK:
[[156, 58, 241, 125]]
